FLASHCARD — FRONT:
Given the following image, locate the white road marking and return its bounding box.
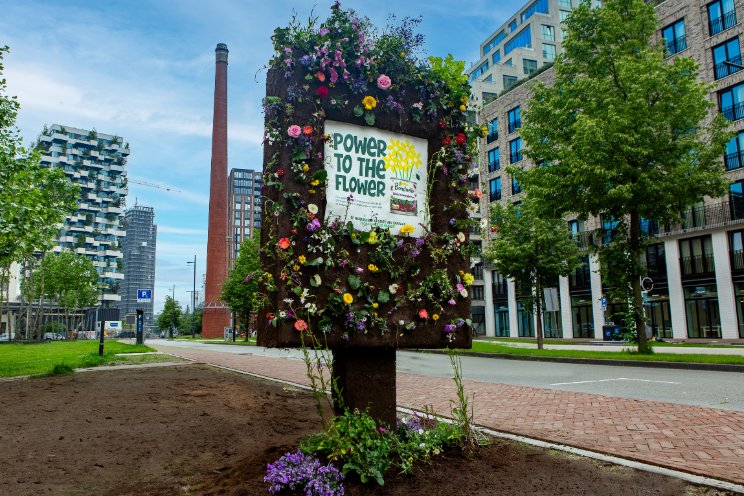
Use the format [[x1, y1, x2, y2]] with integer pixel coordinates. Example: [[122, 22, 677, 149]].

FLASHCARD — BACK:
[[550, 377, 680, 386]]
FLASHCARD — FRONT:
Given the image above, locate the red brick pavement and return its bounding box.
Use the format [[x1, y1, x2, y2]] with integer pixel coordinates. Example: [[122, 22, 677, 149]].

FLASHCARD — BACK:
[[153, 344, 744, 485]]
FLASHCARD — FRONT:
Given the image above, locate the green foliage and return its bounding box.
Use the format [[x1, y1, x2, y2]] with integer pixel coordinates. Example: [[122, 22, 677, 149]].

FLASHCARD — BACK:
[[446, 350, 485, 454], [515, 0, 730, 353], [157, 296, 182, 336], [48, 364, 74, 376], [428, 54, 468, 104], [23, 251, 99, 310], [221, 236, 261, 331]]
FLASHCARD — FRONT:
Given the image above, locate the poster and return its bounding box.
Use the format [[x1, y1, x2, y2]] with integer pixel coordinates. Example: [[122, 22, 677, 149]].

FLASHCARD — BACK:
[[324, 120, 429, 237]]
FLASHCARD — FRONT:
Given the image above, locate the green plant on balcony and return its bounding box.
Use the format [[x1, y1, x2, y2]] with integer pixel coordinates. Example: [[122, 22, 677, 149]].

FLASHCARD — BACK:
[[87, 129, 97, 141], [76, 234, 86, 248]]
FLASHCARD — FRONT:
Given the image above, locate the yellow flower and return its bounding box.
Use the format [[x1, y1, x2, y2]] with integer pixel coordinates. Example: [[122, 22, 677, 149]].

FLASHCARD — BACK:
[[292, 264, 300, 271], [368, 231, 378, 244], [302, 164, 310, 172], [400, 224, 415, 235], [368, 264, 379, 272], [372, 303, 379, 309], [433, 314, 440, 321], [308, 189, 316, 194], [481, 125, 488, 136], [362, 95, 377, 110], [459, 104, 466, 111], [461, 96, 469, 104], [298, 255, 307, 264], [463, 273, 475, 286], [311, 179, 320, 186], [343, 293, 354, 305]]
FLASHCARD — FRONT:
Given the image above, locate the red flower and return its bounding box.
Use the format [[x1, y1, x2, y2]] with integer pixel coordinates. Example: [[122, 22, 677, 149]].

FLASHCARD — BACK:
[[438, 118, 447, 129], [491, 225, 500, 233], [316, 86, 329, 98], [418, 308, 429, 319], [276, 168, 285, 177], [265, 312, 274, 320], [303, 125, 313, 135], [294, 319, 308, 332], [455, 133, 467, 145], [442, 136, 451, 146], [278, 238, 290, 250]]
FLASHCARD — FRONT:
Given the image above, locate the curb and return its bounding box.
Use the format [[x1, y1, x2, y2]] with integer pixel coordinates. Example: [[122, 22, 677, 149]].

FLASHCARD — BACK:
[[421, 349, 744, 372]]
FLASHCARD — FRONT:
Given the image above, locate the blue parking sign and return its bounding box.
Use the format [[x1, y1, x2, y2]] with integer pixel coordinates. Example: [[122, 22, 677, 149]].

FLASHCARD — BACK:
[[137, 289, 152, 303]]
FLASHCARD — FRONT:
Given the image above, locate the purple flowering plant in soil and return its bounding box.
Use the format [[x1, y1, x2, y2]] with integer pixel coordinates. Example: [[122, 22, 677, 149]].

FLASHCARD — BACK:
[[265, 450, 345, 496]]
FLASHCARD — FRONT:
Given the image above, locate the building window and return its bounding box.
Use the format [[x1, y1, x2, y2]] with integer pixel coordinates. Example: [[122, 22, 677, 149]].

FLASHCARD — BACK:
[[541, 24, 555, 41], [731, 179, 744, 220], [708, 0, 736, 36], [523, 58, 538, 75], [517, 300, 535, 337], [492, 49, 501, 64], [521, 0, 549, 23], [504, 75, 518, 90], [489, 177, 502, 201], [712, 38, 741, 80], [543, 43, 556, 61], [602, 215, 619, 244], [509, 138, 523, 163], [735, 283, 744, 337], [483, 31, 506, 55], [504, 26, 532, 55], [471, 285, 485, 300], [468, 61, 489, 82], [725, 131, 744, 170], [508, 106, 521, 133], [571, 296, 594, 338], [512, 175, 522, 195], [720, 82, 744, 121], [559, 10, 571, 22], [559, 0, 572, 9], [487, 118, 498, 143], [684, 285, 721, 338], [679, 236, 715, 276], [662, 19, 687, 55], [488, 148, 500, 172], [509, 19, 518, 32], [729, 229, 744, 272]]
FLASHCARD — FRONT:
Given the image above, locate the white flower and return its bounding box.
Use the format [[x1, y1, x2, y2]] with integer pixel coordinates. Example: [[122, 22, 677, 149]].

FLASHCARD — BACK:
[[389, 283, 399, 294], [312, 274, 322, 286], [459, 288, 468, 298], [399, 320, 405, 326], [283, 298, 293, 304], [279, 310, 287, 318], [300, 288, 310, 303], [304, 302, 318, 314], [308, 203, 319, 215], [456, 232, 465, 243]]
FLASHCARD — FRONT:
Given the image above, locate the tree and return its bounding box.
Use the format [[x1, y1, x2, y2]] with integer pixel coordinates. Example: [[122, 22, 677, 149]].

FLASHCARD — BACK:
[[221, 236, 261, 338], [157, 296, 182, 338], [515, 0, 731, 353], [485, 200, 581, 349]]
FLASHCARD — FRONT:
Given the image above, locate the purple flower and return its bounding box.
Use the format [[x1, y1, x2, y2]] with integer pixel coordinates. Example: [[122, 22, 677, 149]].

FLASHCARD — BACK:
[[355, 267, 364, 274], [415, 237, 425, 247], [444, 324, 456, 334], [448, 299, 456, 306], [299, 55, 312, 66], [307, 218, 321, 232], [319, 28, 330, 36], [449, 218, 456, 226]]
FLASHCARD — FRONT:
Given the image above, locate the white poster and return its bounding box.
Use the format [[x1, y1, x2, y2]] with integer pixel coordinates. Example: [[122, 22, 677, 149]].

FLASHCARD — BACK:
[[324, 120, 429, 237]]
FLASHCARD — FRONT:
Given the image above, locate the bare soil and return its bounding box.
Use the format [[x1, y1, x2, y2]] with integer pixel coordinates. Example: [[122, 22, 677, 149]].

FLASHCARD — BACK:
[[0, 364, 732, 496]]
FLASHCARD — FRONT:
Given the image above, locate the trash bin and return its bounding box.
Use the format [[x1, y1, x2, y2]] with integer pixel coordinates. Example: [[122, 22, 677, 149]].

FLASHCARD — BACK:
[[603, 324, 623, 341]]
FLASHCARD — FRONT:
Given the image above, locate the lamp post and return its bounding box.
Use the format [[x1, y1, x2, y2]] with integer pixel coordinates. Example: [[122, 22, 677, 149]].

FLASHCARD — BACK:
[[186, 255, 196, 339]]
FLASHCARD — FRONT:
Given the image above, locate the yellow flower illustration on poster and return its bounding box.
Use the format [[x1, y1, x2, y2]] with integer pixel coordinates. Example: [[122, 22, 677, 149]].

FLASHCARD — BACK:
[[385, 139, 422, 181]]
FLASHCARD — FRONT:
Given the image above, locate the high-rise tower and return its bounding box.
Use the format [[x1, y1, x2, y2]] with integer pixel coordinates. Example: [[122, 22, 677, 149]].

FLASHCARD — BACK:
[[202, 43, 231, 338]]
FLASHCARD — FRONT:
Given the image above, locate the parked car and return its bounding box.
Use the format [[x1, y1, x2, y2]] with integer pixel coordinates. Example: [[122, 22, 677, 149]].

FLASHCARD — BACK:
[[0, 333, 17, 341], [43, 332, 65, 341]]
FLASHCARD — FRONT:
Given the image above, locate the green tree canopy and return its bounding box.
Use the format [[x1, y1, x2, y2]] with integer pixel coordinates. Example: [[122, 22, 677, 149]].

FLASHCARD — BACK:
[[513, 0, 731, 352], [484, 200, 581, 349], [221, 236, 262, 335], [157, 296, 182, 338]]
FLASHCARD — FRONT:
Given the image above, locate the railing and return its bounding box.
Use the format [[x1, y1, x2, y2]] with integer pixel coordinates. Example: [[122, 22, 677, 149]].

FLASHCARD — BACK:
[[490, 190, 502, 202], [714, 55, 742, 80], [488, 160, 500, 172], [680, 254, 715, 276], [732, 249, 744, 272], [570, 267, 591, 289], [726, 150, 744, 170], [664, 200, 744, 236], [722, 101, 744, 121], [510, 151, 523, 163], [573, 231, 594, 251], [640, 258, 668, 279], [486, 132, 499, 144], [665, 35, 687, 55], [508, 119, 521, 133], [709, 10, 737, 36]]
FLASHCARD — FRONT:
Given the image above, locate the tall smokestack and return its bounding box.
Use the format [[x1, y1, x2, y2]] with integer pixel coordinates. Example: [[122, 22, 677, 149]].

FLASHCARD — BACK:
[[202, 43, 231, 338]]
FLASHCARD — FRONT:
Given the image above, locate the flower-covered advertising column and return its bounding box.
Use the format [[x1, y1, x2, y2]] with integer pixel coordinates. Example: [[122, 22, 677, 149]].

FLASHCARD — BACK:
[[257, 4, 480, 426]]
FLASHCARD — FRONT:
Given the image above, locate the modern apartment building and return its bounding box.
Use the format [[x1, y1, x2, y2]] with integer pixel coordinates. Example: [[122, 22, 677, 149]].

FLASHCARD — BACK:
[[227, 168, 262, 268], [474, 0, 744, 340], [37, 124, 129, 305], [467, 0, 586, 105], [119, 205, 157, 333]]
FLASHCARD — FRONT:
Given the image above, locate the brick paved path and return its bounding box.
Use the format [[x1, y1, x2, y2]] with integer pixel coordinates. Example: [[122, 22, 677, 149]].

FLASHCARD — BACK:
[[153, 344, 744, 485]]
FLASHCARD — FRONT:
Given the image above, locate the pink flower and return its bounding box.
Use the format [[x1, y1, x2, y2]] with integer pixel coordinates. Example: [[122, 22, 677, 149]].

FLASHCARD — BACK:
[[287, 125, 302, 138], [294, 319, 308, 332], [278, 238, 290, 250], [377, 74, 392, 90], [418, 309, 429, 320]]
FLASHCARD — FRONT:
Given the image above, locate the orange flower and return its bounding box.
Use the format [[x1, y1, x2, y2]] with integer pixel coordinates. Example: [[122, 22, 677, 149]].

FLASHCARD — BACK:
[[418, 308, 429, 319], [278, 238, 290, 250], [303, 125, 313, 135], [315, 71, 326, 82], [294, 319, 308, 332]]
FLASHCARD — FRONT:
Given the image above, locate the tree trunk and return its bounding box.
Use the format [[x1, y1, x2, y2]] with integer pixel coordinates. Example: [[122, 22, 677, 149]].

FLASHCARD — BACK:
[[629, 211, 649, 354], [535, 278, 544, 350]]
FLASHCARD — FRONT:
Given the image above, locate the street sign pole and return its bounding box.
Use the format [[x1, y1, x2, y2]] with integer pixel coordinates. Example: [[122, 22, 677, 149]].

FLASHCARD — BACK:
[[136, 309, 144, 345]]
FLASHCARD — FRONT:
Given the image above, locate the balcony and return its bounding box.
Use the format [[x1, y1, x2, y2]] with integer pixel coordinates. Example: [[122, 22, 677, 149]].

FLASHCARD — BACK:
[[680, 254, 715, 277], [661, 200, 744, 236], [710, 10, 737, 36], [570, 267, 591, 289], [572, 231, 594, 251], [722, 101, 744, 121], [714, 55, 742, 80], [664, 35, 687, 56], [726, 150, 744, 170], [731, 249, 744, 272]]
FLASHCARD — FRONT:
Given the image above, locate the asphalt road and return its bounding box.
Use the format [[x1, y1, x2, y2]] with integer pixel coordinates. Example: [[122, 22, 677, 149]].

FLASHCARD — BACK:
[[149, 339, 744, 411]]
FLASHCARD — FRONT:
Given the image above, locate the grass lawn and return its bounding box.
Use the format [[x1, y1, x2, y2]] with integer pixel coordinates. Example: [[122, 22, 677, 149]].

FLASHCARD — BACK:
[[461, 341, 744, 365], [479, 337, 744, 349], [0, 340, 155, 377]]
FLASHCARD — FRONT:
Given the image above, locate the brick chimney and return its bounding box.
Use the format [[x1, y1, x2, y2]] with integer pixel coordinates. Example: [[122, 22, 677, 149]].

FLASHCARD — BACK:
[[202, 43, 231, 338]]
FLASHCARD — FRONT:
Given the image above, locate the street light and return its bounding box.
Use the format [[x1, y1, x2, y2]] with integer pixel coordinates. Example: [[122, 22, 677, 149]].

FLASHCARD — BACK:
[[186, 255, 196, 339]]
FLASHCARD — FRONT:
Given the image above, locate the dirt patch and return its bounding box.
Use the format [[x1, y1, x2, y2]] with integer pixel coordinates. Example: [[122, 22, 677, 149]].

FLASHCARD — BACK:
[[0, 364, 732, 495]]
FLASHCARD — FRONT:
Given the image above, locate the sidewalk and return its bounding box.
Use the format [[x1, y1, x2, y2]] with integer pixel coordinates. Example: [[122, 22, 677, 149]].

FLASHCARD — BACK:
[[476, 339, 744, 356], [151, 343, 744, 486]]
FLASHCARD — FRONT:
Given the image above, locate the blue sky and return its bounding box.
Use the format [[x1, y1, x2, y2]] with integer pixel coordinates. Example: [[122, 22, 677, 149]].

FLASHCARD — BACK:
[[1, 0, 523, 313]]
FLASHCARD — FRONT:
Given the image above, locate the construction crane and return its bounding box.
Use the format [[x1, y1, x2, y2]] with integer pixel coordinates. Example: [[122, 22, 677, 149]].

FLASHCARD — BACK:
[[128, 177, 183, 193]]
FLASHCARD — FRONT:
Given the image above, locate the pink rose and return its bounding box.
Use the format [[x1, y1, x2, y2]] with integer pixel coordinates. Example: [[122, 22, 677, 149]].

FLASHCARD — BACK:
[[287, 125, 302, 138], [377, 74, 392, 90]]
